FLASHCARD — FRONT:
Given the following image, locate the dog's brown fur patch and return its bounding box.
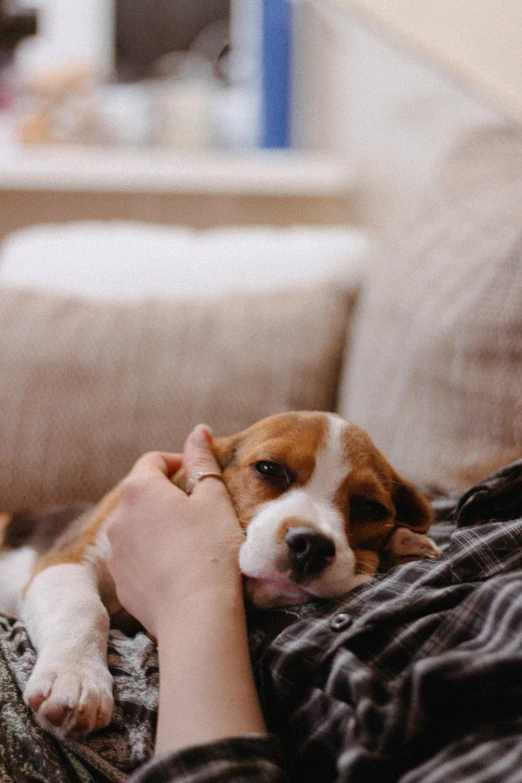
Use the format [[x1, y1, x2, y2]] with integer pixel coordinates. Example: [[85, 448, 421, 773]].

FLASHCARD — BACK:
[[0, 504, 94, 554]]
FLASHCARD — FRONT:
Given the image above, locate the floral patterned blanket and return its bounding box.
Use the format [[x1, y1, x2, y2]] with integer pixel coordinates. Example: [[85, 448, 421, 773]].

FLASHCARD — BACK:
[[0, 623, 157, 782]]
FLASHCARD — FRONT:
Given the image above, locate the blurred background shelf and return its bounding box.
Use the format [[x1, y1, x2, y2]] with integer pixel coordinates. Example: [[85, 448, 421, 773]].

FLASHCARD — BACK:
[[0, 145, 354, 195], [0, 146, 356, 238]]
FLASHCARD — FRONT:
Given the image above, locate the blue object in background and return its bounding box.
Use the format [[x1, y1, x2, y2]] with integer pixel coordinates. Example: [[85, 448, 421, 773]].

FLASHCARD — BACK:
[[262, 0, 292, 148]]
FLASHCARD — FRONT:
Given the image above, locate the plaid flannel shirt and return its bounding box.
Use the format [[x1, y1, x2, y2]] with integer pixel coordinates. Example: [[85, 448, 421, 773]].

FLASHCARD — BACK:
[[129, 461, 522, 783]]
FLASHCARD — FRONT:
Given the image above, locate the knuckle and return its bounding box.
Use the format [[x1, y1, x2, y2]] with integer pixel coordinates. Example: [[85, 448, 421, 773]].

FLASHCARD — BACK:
[[105, 509, 122, 538], [104, 504, 121, 540], [119, 474, 147, 504], [105, 512, 116, 534], [136, 450, 161, 467]]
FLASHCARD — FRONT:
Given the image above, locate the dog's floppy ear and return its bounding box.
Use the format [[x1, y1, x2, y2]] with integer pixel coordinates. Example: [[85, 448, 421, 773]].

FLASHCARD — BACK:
[[212, 434, 240, 471], [391, 471, 433, 532], [385, 470, 440, 565]]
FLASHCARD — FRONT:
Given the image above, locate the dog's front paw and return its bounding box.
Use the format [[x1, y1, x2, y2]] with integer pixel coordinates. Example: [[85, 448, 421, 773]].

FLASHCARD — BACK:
[[387, 526, 442, 565], [24, 658, 114, 737]]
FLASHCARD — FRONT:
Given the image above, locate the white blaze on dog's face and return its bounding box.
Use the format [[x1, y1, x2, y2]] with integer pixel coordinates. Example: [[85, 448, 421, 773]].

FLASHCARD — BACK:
[[213, 412, 434, 609]]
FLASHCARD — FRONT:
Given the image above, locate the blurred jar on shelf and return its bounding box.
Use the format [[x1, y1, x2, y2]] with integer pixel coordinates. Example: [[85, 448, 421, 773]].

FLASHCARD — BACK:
[[153, 52, 216, 150], [16, 65, 107, 145], [98, 81, 154, 146], [12, 0, 111, 145]]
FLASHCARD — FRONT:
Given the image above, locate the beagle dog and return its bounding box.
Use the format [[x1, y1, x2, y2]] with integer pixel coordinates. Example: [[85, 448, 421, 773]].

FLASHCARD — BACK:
[[0, 411, 439, 738]]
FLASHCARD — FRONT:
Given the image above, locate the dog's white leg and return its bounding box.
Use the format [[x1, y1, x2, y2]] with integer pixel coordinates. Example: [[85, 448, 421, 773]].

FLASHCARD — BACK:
[[22, 562, 113, 737]]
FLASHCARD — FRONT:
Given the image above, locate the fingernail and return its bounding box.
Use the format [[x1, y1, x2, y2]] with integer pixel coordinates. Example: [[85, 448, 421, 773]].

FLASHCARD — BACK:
[[191, 424, 213, 447]]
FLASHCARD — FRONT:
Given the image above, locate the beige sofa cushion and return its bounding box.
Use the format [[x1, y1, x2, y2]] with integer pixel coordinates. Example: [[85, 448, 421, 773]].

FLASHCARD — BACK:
[[0, 284, 352, 508], [339, 125, 522, 490]]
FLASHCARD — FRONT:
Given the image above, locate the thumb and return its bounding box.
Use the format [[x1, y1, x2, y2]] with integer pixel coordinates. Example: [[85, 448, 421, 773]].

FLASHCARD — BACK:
[[183, 424, 221, 478]]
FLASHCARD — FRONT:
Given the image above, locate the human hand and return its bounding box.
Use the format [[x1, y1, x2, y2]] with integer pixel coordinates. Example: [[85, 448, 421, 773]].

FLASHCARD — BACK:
[[106, 425, 244, 638]]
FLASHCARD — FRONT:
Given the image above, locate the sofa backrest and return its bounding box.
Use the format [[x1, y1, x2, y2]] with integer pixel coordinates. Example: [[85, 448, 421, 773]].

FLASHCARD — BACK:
[[340, 124, 522, 489]]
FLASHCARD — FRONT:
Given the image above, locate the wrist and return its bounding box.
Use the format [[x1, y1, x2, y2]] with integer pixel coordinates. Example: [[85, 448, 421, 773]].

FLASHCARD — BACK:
[[153, 574, 264, 755], [154, 574, 246, 639]]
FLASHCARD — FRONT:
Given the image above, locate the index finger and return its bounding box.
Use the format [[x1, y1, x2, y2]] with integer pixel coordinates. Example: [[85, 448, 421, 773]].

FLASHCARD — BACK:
[[130, 451, 183, 481]]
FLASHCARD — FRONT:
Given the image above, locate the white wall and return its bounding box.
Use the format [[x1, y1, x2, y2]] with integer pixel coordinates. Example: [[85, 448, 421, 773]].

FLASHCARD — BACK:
[[344, 0, 522, 125], [295, 2, 503, 228]]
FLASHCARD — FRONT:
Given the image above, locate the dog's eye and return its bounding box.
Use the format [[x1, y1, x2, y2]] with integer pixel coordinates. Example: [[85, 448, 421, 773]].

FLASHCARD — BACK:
[[350, 496, 390, 522], [254, 461, 295, 491]]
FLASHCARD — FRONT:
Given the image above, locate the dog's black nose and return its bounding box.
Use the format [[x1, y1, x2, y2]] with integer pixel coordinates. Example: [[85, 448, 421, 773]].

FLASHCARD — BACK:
[[285, 526, 335, 581]]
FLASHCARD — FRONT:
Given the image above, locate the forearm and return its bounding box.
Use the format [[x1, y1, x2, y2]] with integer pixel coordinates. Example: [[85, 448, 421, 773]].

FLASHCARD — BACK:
[[155, 581, 266, 755]]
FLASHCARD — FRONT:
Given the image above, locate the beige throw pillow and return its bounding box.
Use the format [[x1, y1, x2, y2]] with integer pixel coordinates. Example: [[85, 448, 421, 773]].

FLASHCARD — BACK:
[[0, 284, 353, 508], [339, 125, 522, 490]]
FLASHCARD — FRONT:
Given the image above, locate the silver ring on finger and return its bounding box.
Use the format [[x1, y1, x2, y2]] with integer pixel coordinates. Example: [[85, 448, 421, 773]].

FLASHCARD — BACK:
[[185, 471, 225, 496]]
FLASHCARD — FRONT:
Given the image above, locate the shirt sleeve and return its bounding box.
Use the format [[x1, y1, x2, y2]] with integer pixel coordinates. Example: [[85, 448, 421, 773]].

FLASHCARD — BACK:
[[126, 734, 289, 783]]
